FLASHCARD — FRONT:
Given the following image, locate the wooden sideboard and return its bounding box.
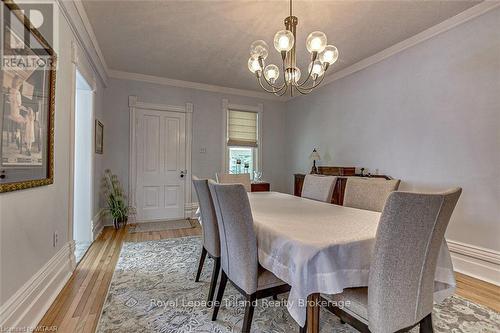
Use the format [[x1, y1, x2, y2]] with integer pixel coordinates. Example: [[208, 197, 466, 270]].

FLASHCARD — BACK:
[[251, 182, 270, 192], [294, 167, 390, 205]]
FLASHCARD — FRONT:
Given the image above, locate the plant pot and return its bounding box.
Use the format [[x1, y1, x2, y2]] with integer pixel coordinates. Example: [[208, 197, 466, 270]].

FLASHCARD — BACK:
[[113, 216, 128, 229]]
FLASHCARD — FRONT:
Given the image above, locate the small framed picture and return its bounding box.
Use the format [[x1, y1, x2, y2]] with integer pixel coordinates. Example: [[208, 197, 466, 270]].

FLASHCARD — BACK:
[[95, 120, 103, 154]]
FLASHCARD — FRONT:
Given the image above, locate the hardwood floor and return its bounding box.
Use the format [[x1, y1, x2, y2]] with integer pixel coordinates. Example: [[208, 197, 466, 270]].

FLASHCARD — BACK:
[[37, 224, 499, 332], [36, 223, 201, 333]]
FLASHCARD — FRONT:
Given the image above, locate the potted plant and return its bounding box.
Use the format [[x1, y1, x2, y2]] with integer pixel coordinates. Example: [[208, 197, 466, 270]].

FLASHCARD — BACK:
[[102, 169, 135, 229]]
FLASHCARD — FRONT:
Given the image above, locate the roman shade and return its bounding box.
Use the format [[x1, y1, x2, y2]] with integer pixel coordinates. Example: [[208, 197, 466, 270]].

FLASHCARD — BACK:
[[227, 110, 258, 147]]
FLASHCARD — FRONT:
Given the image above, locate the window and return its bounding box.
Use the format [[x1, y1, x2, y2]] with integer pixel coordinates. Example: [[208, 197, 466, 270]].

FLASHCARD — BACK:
[[222, 100, 262, 179]]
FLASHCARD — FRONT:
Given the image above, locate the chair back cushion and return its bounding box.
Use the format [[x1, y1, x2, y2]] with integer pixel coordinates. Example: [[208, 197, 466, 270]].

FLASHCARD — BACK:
[[217, 173, 252, 192], [301, 174, 337, 202], [208, 182, 259, 294], [192, 178, 220, 257], [344, 178, 401, 212], [367, 188, 461, 333]]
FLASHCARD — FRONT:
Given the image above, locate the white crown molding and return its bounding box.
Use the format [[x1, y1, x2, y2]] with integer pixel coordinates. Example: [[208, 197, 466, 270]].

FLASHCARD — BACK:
[[109, 70, 286, 102], [285, 1, 500, 101], [56, 0, 109, 86], [0, 242, 73, 329], [447, 239, 500, 286]]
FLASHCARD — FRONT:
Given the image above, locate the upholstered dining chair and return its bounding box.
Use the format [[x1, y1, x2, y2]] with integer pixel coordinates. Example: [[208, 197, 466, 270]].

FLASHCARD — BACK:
[[192, 177, 221, 307], [208, 183, 291, 333], [216, 172, 252, 192], [322, 188, 462, 333], [301, 174, 337, 202], [343, 178, 401, 212]]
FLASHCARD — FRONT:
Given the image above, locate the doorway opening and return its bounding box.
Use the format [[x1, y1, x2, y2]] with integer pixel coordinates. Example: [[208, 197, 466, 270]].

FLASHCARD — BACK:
[[73, 70, 93, 264]]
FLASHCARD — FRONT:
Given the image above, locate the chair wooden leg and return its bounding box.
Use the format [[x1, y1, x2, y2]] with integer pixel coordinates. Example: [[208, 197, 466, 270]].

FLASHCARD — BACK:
[[207, 257, 221, 307], [419, 314, 433, 333], [211, 270, 228, 321], [195, 247, 207, 282], [242, 294, 256, 333]]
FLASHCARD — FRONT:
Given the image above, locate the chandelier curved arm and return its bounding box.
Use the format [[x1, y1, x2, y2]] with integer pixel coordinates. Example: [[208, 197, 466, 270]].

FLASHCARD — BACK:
[[257, 76, 287, 94], [274, 84, 291, 97], [261, 74, 287, 91], [295, 73, 327, 94], [296, 67, 313, 87], [296, 52, 319, 87]]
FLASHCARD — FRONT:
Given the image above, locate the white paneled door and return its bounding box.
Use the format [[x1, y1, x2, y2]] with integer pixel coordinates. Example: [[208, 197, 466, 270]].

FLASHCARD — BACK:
[[135, 108, 186, 221]]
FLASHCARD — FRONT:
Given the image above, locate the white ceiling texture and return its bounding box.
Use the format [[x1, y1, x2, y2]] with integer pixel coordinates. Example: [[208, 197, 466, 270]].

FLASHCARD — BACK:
[[82, 0, 480, 91]]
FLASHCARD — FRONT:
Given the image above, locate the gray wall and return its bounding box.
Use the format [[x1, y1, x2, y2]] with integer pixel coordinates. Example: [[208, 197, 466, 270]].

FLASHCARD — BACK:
[[102, 78, 288, 202], [0, 12, 106, 303], [285, 8, 500, 252]]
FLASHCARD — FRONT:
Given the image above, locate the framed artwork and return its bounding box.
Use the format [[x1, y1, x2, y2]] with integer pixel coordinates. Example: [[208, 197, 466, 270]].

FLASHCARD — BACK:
[[0, 0, 57, 193], [95, 120, 103, 154]]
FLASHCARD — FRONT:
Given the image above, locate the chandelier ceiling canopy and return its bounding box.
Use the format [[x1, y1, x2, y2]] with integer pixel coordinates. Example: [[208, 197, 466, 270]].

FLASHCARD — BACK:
[[248, 0, 339, 96]]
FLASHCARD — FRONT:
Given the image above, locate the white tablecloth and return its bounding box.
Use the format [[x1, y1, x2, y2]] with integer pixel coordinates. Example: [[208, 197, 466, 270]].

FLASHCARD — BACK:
[[248, 192, 456, 326]]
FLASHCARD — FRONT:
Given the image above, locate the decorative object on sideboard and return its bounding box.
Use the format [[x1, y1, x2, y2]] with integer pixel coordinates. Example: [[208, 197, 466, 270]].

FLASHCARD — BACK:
[[95, 119, 104, 154], [253, 170, 263, 182], [248, 0, 339, 97], [294, 167, 391, 205], [309, 149, 321, 174], [0, 0, 57, 193], [102, 169, 135, 229]]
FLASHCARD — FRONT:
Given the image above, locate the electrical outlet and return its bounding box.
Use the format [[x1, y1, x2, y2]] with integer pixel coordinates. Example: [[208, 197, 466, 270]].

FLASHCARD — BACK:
[[53, 231, 58, 247], [200, 147, 207, 153]]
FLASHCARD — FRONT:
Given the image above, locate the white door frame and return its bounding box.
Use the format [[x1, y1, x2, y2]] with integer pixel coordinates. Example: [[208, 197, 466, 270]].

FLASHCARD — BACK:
[[128, 95, 194, 219], [68, 41, 97, 269]]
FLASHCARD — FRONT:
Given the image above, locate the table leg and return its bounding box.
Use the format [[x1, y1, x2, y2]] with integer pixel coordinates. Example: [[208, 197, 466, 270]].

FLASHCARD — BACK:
[[306, 293, 320, 333]]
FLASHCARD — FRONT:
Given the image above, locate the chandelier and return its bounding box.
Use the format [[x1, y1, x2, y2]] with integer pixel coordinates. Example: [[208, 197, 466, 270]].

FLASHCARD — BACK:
[[248, 0, 339, 96]]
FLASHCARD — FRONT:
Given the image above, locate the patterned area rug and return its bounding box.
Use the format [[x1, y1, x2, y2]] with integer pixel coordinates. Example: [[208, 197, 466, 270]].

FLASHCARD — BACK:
[[128, 219, 194, 233], [96, 237, 500, 333]]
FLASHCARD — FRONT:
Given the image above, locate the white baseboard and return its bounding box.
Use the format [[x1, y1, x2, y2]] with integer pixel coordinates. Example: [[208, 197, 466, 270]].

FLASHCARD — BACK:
[[0, 242, 74, 331], [448, 240, 500, 286], [91, 208, 106, 240]]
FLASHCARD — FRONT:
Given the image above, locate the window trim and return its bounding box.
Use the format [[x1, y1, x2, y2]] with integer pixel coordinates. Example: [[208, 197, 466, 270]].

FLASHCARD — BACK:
[[222, 99, 263, 175]]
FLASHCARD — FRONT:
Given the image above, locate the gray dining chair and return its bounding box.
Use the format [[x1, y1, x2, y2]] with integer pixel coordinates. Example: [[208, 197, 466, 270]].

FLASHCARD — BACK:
[[208, 182, 291, 333], [343, 178, 401, 212], [322, 188, 462, 333], [301, 174, 337, 202], [192, 177, 221, 306], [216, 172, 252, 192]]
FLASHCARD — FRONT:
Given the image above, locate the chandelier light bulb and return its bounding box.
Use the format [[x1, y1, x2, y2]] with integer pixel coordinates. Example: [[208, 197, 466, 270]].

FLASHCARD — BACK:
[[319, 45, 339, 65], [250, 40, 269, 60], [274, 30, 295, 52], [306, 31, 327, 53], [248, 56, 262, 74], [285, 67, 301, 84], [308, 60, 325, 78], [264, 64, 280, 83]]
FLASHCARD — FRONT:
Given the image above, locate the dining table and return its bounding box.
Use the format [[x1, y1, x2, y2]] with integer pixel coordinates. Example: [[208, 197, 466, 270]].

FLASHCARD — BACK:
[[247, 191, 456, 333]]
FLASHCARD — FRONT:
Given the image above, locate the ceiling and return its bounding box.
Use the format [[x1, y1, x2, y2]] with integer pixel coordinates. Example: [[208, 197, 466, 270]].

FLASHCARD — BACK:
[[82, 0, 480, 91]]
